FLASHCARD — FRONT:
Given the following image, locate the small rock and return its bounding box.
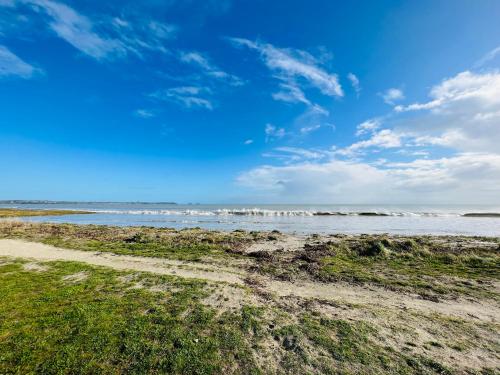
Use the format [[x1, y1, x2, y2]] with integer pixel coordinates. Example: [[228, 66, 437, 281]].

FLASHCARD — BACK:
[[283, 335, 297, 350]]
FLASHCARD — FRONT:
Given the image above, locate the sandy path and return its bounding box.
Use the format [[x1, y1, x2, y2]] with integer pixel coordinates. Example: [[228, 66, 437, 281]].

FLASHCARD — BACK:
[[266, 280, 499, 323], [0, 239, 245, 284], [0, 239, 498, 323]]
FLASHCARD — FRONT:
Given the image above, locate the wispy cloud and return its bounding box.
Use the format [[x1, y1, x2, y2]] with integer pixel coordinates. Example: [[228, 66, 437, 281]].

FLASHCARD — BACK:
[[381, 88, 404, 105], [228, 37, 343, 106], [179, 50, 243, 86], [272, 82, 311, 105], [474, 45, 500, 67], [150, 86, 213, 110], [274, 146, 326, 160], [4, 0, 176, 61], [29, 0, 127, 60], [265, 123, 286, 142], [334, 129, 402, 157], [108, 17, 176, 57], [347, 72, 360, 96], [0, 44, 40, 78], [355, 118, 381, 136], [244, 139, 253, 145], [134, 109, 155, 118], [300, 124, 320, 134]]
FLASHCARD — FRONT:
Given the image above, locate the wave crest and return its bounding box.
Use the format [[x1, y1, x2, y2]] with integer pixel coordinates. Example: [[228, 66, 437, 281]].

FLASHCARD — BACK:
[[90, 208, 487, 217]]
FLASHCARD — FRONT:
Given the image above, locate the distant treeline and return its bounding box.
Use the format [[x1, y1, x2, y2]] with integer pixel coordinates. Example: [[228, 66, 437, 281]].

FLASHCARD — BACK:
[[0, 200, 178, 205]]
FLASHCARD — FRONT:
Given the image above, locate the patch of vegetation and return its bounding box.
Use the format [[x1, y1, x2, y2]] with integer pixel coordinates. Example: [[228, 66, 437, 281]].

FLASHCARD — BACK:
[[269, 313, 455, 374], [0, 208, 92, 218], [0, 260, 262, 374], [0, 257, 497, 374], [291, 237, 500, 300], [0, 222, 498, 301], [0, 222, 268, 261]]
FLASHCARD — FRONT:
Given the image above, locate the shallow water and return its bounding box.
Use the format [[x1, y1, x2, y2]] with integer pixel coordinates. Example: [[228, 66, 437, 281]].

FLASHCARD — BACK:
[[2, 203, 500, 236]]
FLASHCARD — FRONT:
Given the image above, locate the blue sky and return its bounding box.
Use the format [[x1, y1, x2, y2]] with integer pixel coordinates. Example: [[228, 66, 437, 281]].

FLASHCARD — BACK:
[[1, 0, 500, 203]]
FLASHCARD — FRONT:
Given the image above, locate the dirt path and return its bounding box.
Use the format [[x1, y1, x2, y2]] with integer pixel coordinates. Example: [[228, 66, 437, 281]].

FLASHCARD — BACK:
[[266, 280, 499, 323], [0, 239, 498, 323], [0, 239, 245, 284]]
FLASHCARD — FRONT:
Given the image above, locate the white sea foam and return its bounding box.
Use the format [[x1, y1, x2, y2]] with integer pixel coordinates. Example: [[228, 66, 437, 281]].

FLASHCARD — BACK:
[[92, 208, 465, 217]]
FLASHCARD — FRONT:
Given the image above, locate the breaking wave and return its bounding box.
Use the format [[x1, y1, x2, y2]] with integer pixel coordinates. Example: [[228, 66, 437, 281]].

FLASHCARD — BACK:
[[89, 208, 496, 218]]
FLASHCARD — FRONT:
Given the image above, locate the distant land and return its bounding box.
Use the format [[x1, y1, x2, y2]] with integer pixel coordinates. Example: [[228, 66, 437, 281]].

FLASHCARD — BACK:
[[0, 200, 178, 205]]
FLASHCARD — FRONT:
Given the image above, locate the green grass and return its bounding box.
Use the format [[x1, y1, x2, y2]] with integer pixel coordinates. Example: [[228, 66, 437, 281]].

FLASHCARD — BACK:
[[0, 222, 266, 261], [0, 208, 92, 218], [319, 250, 500, 299], [0, 260, 260, 374], [1, 223, 498, 299], [0, 259, 474, 374], [284, 238, 500, 300]]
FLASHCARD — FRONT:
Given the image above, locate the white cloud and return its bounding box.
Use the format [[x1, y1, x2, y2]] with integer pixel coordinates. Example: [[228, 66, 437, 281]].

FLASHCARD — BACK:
[[150, 86, 213, 110], [3, 0, 176, 61], [228, 37, 343, 104], [237, 153, 500, 204], [274, 147, 326, 160], [381, 88, 404, 105], [347, 72, 360, 95], [237, 70, 500, 203], [179, 50, 244, 86], [0, 44, 40, 78], [134, 109, 155, 118], [265, 123, 286, 141], [272, 82, 311, 105], [335, 129, 402, 156], [244, 139, 253, 145], [29, 0, 127, 60], [474, 45, 500, 67], [393, 70, 500, 152], [290, 104, 329, 137], [237, 159, 391, 202], [355, 118, 381, 136], [300, 124, 320, 134]]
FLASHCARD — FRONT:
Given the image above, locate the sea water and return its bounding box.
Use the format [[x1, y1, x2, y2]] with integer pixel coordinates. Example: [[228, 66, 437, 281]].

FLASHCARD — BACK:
[[2, 202, 500, 236]]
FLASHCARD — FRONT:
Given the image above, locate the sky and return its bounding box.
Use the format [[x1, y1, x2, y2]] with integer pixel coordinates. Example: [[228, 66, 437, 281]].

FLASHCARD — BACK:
[[1, 0, 500, 204]]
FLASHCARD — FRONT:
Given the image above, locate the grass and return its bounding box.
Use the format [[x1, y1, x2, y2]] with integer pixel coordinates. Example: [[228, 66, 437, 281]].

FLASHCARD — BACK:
[[319, 251, 499, 299], [0, 222, 498, 299], [0, 208, 92, 218], [294, 237, 500, 300], [0, 221, 498, 374], [0, 260, 259, 374], [0, 258, 470, 374], [0, 222, 267, 261]]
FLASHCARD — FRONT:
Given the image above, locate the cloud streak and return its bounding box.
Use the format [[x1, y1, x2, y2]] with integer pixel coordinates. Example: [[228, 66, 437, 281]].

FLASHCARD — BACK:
[[347, 72, 360, 96], [0, 44, 40, 78], [3, 0, 176, 61], [228, 37, 343, 107], [179, 50, 244, 86], [150, 86, 213, 110]]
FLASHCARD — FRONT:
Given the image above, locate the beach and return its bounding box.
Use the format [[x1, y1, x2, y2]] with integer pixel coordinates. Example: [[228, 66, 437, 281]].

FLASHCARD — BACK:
[[0, 218, 498, 373]]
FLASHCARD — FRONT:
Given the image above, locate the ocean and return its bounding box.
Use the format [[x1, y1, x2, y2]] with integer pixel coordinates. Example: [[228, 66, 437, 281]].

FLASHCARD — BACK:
[[2, 202, 500, 236]]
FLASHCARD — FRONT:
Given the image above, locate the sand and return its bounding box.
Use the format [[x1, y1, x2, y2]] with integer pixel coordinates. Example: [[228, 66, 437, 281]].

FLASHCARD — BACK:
[[0, 238, 498, 324]]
